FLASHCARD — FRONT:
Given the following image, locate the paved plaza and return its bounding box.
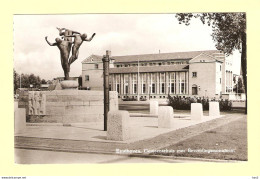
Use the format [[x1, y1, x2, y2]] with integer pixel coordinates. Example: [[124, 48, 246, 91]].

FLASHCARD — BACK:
[[15, 113, 223, 144]]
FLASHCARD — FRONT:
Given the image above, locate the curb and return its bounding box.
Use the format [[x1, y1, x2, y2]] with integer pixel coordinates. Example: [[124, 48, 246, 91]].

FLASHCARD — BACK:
[[15, 145, 245, 163]]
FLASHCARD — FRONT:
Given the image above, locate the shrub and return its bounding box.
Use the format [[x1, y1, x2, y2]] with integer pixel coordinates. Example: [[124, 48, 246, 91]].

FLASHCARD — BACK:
[[167, 95, 232, 111]]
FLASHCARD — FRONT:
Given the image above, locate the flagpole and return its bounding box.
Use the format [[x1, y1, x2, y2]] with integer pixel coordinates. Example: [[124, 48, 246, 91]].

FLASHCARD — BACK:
[[137, 59, 139, 101]]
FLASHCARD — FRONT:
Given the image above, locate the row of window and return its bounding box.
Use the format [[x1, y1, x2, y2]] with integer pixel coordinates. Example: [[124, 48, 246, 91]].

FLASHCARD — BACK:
[[112, 72, 188, 95], [115, 61, 188, 68]]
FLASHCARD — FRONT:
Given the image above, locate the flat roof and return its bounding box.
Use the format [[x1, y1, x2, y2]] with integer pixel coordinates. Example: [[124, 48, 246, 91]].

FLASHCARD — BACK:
[[109, 65, 189, 74], [82, 50, 222, 64]]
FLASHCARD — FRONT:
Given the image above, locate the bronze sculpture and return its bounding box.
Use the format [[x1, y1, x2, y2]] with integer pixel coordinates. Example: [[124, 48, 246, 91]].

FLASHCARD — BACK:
[[45, 28, 95, 80]]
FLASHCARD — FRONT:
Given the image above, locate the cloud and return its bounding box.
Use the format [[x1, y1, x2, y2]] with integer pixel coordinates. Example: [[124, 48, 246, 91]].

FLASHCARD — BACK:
[[13, 14, 241, 80]]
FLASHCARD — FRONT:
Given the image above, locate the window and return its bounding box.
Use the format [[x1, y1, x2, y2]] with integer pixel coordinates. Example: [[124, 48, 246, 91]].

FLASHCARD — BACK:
[[124, 74, 129, 94], [179, 72, 187, 94], [161, 83, 165, 93], [192, 72, 197, 77], [132, 74, 137, 94], [171, 83, 175, 93], [116, 84, 120, 94], [160, 73, 165, 94], [85, 75, 89, 81], [220, 65, 222, 71], [142, 84, 146, 94], [117, 65, 120, 68], [115, 74, 120, 94], [141, 73, 146, 94], [134, 84, 137, 94], [150, 73, 156, 94], [152, 84, 155, 93], [158, 63, 162, 66], [220, 78, 221, 84], [170, 72, 176, 94], [181, 83, 185, 94], [94, 64, 98, 69]]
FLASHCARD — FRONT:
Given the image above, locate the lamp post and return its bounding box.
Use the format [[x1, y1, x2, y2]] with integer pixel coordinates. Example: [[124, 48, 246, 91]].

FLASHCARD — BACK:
[[102, 50, 110, 131], [137, 59, 140, 101]]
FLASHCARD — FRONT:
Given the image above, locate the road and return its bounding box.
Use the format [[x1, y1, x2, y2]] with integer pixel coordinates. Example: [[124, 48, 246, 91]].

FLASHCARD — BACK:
[[15, 149, 204, 164]]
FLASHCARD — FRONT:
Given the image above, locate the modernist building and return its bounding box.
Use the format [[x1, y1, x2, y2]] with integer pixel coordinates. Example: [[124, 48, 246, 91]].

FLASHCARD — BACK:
[[81, 50, 234, 99]]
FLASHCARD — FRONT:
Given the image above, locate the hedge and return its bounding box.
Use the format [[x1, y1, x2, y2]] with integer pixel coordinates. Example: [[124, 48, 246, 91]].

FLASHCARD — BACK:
[[167, 95, 232, 111]]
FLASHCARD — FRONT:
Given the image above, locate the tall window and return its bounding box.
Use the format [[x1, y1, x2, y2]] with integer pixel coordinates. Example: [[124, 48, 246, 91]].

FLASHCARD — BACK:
[[85, 75, 89, 81], [141, 73, 146, 94], [115, 74, 120, 94], [169, 72, 176, 94], [132, 74, 137, 94], [124, 74, 129, 94], [152, 84, 155, 94], [151, 73, 156, 94], [179, 72, 187, 94], [160, 73, 165, 94]]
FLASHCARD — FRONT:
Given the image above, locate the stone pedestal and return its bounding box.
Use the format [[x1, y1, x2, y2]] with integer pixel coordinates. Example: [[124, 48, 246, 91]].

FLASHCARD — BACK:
[[191, 103, 203, 121], [158, 106, 174, 128], [14, 108, 26, 134], [60, 80, 78, 90], [209, 102, 220, 116], [150, 101, 158, 115], [109, 91, 118, 111], [14, 101, 18, 111], [107, 110, 130, 141]]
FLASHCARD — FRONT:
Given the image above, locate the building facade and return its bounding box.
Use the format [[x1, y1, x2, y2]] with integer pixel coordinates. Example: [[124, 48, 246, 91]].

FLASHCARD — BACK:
[[81, 50, 235, 99]]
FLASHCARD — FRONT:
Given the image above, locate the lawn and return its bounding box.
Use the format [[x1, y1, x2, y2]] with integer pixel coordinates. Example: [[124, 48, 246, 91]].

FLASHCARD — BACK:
[[158, 115, 247, 161]]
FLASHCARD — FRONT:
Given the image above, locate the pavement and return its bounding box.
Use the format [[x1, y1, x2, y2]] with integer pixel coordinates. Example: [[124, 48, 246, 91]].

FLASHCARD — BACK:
[[14, 111, 246, 163], [15, 113, 223, 144], [15, 148, 241, 164]]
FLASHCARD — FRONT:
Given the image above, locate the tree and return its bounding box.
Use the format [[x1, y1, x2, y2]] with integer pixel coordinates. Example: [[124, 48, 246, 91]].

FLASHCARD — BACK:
[[41, 79, 47, 84], [175, 13, 247, 114], [14, 70, 48, 90], [234, 77, 245, 93], [13, 69, 20, 93]]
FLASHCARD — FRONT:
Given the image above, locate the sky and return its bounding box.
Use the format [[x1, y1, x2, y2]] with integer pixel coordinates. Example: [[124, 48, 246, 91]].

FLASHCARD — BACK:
[[13, 14, 241, 80]]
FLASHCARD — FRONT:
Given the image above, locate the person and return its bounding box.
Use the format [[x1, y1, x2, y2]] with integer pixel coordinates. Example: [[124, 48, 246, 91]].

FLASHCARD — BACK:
[[45, 36, 73, 80], [65, 33, 96, 65], [56, 27, 81, 42]]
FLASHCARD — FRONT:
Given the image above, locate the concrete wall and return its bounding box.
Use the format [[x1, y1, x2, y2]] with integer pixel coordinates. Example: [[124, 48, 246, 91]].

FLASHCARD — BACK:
[[189, 62, 217, 98], [19, 90, 118, 123], [82, 62, 103, 90]]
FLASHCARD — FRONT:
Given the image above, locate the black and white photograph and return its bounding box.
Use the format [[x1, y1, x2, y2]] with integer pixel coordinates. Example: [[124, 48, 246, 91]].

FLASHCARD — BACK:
[[13, 13, 247, 164]]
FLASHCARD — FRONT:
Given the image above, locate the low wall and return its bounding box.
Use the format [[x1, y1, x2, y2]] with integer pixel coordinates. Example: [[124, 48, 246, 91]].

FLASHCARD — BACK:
[[18, 90, 118, 123], [222, 93, 246, 100]]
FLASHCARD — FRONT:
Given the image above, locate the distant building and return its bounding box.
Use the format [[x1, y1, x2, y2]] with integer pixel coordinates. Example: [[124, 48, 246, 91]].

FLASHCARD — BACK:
[[81, 50, 235, 99], [40, 84, 49, 91]]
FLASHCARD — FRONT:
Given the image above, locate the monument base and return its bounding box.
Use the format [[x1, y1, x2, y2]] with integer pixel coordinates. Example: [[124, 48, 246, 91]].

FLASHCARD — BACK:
[[60, 80, 78, 90], [25, 90, 118, 124]]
